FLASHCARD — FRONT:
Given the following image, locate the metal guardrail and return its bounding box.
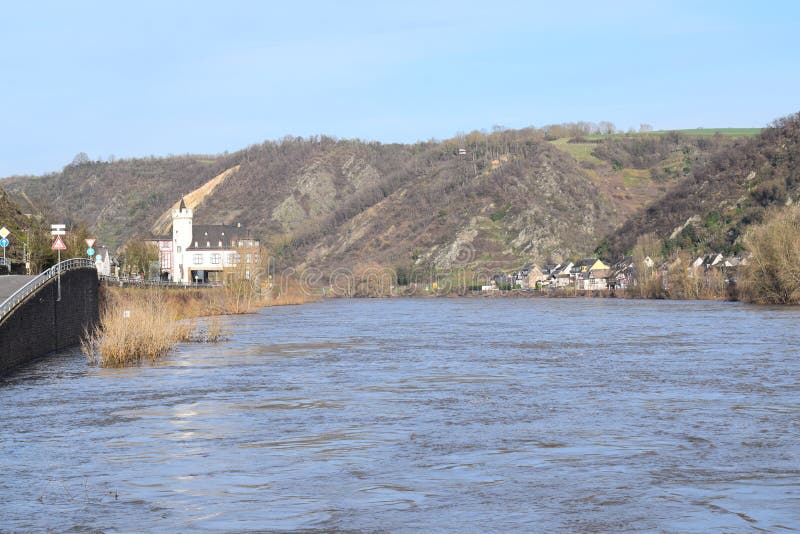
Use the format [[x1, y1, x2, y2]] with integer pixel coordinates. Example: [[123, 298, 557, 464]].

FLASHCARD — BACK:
[[0, 258, 96, 322], [99, 275, 222, 288]]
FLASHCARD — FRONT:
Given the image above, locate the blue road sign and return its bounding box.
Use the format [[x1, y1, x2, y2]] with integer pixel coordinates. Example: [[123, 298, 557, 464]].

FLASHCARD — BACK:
[[0, 238, 8, 248], [87, 247, 95, 256]]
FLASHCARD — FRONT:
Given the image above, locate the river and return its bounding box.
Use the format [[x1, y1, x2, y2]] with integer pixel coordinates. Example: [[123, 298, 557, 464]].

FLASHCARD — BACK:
[[1, 298, 799, 532]]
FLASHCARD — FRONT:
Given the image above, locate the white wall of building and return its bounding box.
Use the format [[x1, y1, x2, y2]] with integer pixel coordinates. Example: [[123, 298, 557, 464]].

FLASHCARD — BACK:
[[171, 205, 193, 283]]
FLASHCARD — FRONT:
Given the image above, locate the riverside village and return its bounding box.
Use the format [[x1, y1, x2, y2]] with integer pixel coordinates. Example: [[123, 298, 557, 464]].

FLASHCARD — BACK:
[[85, 196, 747, 297]]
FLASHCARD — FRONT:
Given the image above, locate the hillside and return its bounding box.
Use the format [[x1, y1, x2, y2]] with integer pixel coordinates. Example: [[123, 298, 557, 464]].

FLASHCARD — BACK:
[[2, 155, 242, 248], [0, 124, 757, 276], [599, 113, 800, 258], [0, 188, 33, 264]]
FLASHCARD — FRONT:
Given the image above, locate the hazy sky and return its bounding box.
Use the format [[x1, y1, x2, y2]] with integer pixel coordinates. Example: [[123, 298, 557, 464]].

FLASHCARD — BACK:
[[1, 0, 798, 176]]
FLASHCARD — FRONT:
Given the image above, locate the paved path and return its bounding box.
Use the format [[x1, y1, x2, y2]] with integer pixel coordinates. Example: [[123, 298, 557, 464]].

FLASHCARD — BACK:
[[0, 276, 37, 302]]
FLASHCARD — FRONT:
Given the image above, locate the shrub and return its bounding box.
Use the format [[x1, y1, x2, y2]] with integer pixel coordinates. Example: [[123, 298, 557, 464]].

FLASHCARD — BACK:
[[739, 206, 800, 304]]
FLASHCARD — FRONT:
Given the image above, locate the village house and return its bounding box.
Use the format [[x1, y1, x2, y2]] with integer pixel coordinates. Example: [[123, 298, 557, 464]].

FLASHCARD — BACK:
[[552, 262, 575, 287], [511, 264, 531, 288], [527, 264, 546, 288], [147, 199, 260, 284], [610, 257, 635, 289], [573, 258, 612, 290]]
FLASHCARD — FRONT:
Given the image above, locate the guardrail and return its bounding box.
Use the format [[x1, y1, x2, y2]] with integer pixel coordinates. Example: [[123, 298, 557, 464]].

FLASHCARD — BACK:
[[99, 275, 222, 288], [0, 258, 96, 322]]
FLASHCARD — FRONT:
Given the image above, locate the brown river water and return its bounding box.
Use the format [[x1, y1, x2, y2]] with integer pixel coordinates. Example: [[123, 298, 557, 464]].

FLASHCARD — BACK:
[[1, 298, 799, 532]]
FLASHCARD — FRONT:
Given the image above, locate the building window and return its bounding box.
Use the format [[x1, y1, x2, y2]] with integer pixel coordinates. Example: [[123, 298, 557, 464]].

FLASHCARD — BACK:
[[211, 253, 221, 265], [245, 253, 251, 264], [226, 253, 238, 265], [194, 241, 198, 247], [193, 254, 203, 265], [218, 241, 222, 247], [206, 241, 211, 247], [161, 252, 172, 270], [177, 246, 181, 253]]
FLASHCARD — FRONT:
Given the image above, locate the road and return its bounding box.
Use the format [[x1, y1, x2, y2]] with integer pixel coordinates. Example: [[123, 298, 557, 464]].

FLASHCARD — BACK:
[[0, 275, 37, 303]]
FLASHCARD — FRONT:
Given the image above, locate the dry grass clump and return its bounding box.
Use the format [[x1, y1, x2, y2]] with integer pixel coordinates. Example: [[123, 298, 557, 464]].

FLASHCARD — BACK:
[[82, 291, 191, 367], [83, 275, 316, 367], [269, 276, 312, 305]]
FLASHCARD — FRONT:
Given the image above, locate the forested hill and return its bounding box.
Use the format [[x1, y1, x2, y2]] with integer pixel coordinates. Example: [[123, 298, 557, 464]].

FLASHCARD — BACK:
[[0, 122, 761, 273], [0, 188, 32, 262], [599, 113, 800, 258]]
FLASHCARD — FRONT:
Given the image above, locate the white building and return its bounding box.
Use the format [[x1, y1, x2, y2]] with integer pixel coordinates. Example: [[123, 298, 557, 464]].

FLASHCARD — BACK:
[[94, 248, 115, 277], [149, 198, 260, 284]]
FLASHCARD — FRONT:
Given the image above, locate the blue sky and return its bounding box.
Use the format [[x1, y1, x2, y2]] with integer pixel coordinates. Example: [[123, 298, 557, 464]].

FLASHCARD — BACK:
[[1, 0, 798, 176]]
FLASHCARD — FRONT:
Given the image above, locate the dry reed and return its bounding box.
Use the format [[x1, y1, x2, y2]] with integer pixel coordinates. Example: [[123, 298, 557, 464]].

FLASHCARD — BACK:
[[83, 275, 316, 367]]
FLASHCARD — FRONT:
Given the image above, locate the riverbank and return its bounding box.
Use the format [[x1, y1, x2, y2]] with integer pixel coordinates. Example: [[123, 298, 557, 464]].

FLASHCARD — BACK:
[[82, 276, 315, 367], [329, 285, 737, 302]]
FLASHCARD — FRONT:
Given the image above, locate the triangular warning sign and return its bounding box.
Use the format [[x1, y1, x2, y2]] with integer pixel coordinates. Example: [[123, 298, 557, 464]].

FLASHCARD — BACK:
[[85, 238, 96, 248], [52, 235, 67, 251]]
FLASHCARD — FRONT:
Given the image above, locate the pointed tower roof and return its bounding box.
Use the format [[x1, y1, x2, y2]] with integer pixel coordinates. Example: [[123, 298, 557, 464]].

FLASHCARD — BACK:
[[179, 197, 187, 211]]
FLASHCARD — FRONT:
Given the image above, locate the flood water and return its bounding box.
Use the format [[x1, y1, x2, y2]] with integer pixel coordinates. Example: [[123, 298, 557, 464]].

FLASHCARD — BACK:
[[1, 298, 799, 532]]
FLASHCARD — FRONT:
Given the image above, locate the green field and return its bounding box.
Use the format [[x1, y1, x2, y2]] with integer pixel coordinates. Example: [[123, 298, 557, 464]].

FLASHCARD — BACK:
[[580, 128, 761, 141], [548, 138, 605, 165], [647, 127, 762, 137]]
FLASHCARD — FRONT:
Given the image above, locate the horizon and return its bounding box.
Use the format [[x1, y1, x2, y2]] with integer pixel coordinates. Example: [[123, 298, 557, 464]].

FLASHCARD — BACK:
[[1, 0, 798, 176]]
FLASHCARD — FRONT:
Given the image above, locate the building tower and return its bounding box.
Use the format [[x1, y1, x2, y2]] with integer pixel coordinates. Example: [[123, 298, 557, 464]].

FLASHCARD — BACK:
[[171, 198, 193, 283]]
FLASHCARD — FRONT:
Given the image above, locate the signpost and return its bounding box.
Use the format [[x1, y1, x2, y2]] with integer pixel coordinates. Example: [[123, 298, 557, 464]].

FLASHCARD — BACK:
[[0, 227, 9, 273], [85, 238, 96, 259], [51, 225, 66, 300]]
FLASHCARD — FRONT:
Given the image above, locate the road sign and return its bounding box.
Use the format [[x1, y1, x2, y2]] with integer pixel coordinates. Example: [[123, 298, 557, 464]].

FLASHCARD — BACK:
[[0, 227, 9, 239], [87, 247, 95, 256], [0, 238, 8, 248], [50, 224, 65, 229], [85, 238, 96, 248], [52, 235, 67, 251]]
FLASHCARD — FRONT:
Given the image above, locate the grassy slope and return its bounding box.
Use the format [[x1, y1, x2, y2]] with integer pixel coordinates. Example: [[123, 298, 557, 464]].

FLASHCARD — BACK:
[[548, 138, 685, 227], [646, 128, 762, 137], [582, 128, 761, 141]]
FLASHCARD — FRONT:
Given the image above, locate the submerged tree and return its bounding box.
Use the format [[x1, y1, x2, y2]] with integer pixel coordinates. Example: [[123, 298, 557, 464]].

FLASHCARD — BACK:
[[631, 232, 665, 298], [739, 206, 800, 304]]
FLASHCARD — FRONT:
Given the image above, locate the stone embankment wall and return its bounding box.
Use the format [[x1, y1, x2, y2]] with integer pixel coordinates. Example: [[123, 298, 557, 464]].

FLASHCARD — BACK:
[[0, 268, 99, 375]]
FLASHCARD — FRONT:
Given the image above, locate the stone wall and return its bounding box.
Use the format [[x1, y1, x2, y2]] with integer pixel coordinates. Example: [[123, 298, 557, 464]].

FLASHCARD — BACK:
[[0, 268, 99, 375]]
